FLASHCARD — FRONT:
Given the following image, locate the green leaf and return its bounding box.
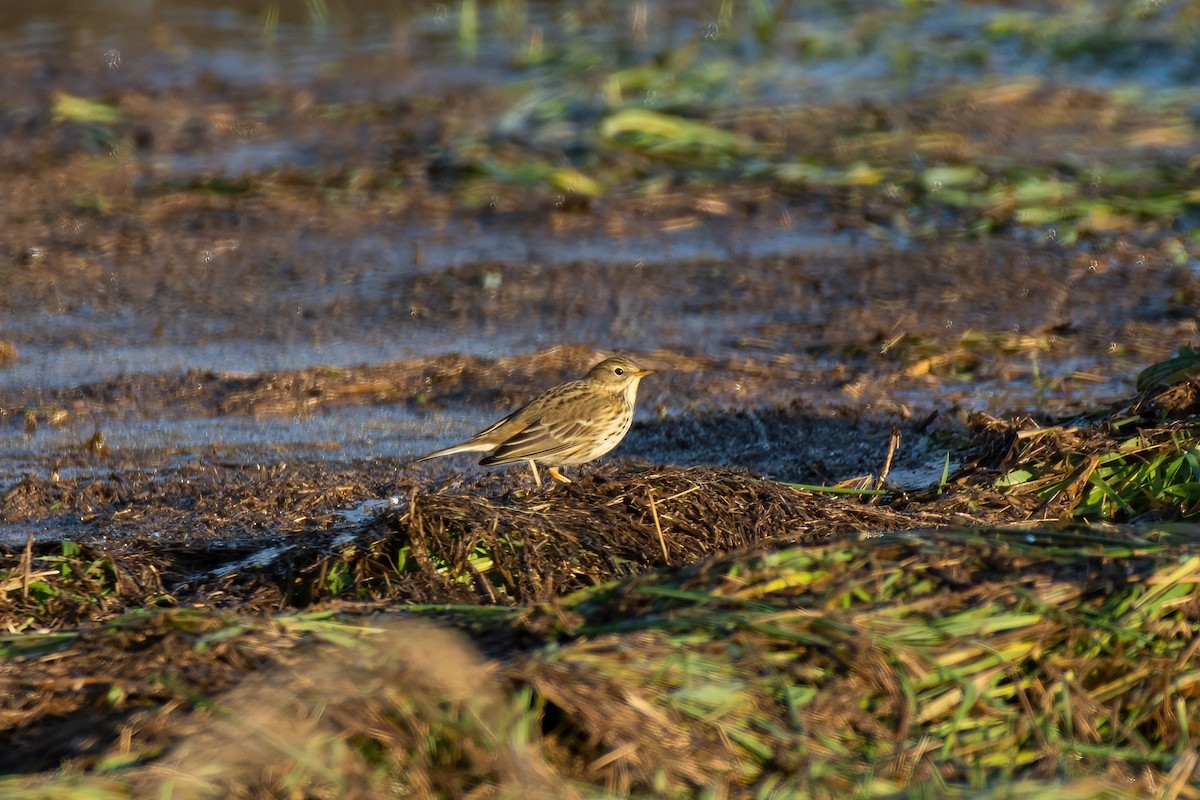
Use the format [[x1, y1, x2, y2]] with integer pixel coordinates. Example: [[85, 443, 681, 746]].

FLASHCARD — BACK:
[[1136, 347, 1200, 392], [995, 469, 1034, 488], [52, 91, 123, 124]]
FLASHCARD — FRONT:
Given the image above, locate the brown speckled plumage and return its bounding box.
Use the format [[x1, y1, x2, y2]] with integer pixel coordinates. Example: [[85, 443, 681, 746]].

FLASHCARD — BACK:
[[417, 356, 654, 485]]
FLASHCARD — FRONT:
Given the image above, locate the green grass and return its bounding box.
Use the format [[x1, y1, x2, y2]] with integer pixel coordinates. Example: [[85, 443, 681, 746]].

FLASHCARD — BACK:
[[987, 348, 1200, 521], [544, 527, 1200, 795], [997, 423, 1200, 521]]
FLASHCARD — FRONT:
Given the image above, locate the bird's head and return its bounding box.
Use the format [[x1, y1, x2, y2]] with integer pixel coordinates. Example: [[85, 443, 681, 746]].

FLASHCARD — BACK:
[[586, 356, 655, 392]]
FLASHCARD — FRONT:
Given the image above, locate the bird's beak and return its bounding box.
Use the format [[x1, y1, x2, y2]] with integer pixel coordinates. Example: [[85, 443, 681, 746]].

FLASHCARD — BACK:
[[633, 368, 655, 377]]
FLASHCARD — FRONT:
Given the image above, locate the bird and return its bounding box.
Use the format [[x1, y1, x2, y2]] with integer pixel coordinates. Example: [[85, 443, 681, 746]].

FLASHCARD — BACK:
[[417, 356, 655, 486]]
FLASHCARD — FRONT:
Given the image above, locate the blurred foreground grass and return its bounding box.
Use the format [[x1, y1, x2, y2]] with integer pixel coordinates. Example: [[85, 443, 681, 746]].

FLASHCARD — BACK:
[[3, 521, 1198, 798]]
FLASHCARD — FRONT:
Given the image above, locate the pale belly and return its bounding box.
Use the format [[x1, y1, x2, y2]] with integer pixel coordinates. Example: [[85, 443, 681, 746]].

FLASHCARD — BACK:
[[544, 404, 634, 466]]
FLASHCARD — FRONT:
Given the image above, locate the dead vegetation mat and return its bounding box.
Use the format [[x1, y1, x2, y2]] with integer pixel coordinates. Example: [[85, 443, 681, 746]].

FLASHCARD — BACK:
[[0, 464, 987, 629]]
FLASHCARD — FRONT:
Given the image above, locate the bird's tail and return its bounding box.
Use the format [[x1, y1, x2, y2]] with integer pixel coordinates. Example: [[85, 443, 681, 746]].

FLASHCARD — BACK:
[[415, 442, 495, 462]]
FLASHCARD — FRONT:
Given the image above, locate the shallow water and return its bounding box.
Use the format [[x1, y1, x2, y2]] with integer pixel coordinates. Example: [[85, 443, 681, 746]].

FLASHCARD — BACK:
[[0, 221, 857, 391]]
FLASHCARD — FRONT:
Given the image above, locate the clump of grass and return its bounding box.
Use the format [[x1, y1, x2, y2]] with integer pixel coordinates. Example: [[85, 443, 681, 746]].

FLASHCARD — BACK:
[[269, 465, 982, 607], [524, 526, 1200, 796], [50, 91, 124, 154], [139, 618, 569, 800], [995, 421, 1200, 520], [600, 107, 752, 167], [0, 541, 139, 629], [989, 352, 1200, 521], [1137, 346, 1200, 394]]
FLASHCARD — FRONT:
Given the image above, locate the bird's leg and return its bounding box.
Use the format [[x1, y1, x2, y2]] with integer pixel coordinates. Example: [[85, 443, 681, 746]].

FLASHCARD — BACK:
[[548, 467, 572, 484], [528, 460, 542, 487]]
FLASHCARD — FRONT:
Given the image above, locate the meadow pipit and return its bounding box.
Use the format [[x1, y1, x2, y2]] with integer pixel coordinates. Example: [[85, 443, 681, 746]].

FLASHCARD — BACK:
[[417, 356, 654, 485]]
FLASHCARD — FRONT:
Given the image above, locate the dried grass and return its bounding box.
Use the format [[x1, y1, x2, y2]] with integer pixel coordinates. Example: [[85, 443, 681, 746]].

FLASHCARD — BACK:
[[206, 465, 994, 608]]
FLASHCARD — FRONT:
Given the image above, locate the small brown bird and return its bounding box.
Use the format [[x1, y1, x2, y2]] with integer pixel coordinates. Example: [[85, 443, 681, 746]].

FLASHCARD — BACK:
[[417, 356, 654, 485]]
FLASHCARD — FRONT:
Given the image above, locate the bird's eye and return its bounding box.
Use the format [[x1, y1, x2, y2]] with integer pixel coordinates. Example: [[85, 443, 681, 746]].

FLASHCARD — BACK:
[[614, 367, 625, 375]]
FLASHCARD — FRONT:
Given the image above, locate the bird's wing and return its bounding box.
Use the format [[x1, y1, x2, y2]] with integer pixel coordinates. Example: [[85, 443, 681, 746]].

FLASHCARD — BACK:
[[422, 381, 604, 465], [478, 415, 600, 465]]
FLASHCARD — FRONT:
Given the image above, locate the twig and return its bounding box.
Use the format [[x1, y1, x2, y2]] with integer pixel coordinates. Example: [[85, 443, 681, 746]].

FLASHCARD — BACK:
[[21, 531, 33, 601], [647, 489, 668, 562], [785, 483, 890, 496], [1162, 749, 1198, 800], [876, 426, 902, 490], [662, 484, 703, 504]]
